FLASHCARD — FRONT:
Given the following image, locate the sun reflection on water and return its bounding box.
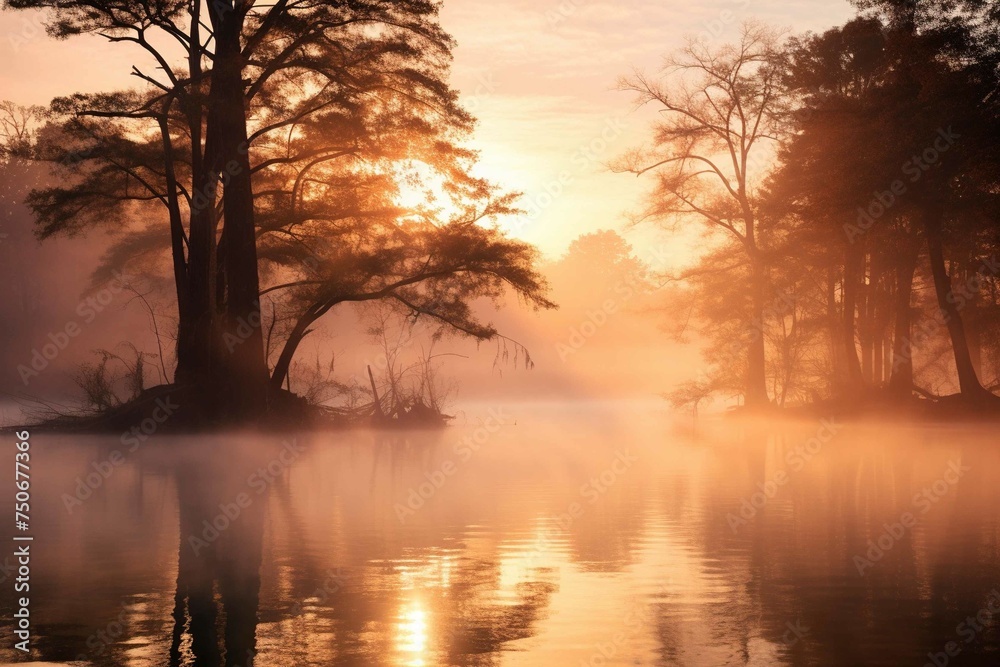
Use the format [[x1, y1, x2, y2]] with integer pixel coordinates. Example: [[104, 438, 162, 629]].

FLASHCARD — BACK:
[[396, 601, 430, 667]]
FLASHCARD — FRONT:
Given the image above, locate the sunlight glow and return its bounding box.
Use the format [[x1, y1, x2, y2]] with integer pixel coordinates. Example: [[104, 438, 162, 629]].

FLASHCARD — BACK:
[[393, 160, 464, 224], [396, 601, 430, 666], [396, 161, 451, 210]]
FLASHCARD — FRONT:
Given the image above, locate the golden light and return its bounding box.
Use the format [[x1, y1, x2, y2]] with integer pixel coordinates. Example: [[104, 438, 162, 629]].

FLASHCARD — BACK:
[[395, 600, 430, 667], [394, 160, 456, 219]]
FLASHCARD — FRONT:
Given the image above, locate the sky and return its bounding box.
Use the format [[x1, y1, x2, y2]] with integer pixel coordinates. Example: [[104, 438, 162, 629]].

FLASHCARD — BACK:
[[1, 0, 855, 265], [0, 0, 862, 404], [438, 0, 857, 260]]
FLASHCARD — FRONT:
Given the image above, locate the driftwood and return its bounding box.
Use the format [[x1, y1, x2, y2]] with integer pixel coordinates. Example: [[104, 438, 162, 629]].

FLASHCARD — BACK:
[[367, 365, 386, 420]]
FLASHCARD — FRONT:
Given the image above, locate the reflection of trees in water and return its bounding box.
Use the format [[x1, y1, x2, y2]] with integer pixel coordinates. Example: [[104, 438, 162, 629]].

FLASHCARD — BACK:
[[565, 479, 646, 572], [433, 560, 557, 666], [171, 452, 266, 666], [0, 440, 178, 667], [923, 449, 1000, 664], [271, 555, 557, 666], [259, 432, 559, 666], [650, 426, 1000, 666], [738, 430, 925, 665], [19, 427, 1000, 666], [650, 426, 772, 666]]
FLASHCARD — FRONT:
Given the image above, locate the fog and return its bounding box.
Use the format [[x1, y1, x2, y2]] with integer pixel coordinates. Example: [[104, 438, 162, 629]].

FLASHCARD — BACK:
[[3, 0, 1000, 665], [4, 415, 1000, 665]]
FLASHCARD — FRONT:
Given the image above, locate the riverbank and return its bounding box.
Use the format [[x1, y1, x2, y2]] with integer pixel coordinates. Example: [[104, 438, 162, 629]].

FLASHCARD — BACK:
[[3, 383, 452, 434]]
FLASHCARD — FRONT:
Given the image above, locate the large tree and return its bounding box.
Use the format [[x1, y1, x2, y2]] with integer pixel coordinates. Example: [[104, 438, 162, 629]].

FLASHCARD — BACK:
[[781, 4, 1000, 401], [8, 0, 549, 420], [772, 17, 907, 394]]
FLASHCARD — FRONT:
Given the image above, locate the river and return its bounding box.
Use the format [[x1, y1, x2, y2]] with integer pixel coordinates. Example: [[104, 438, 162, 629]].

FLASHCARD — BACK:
[[1, 403, 998, 666]]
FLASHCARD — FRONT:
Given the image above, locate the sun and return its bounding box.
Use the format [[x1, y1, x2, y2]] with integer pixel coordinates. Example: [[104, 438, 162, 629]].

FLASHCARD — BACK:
[[394, 161, 454, 216]]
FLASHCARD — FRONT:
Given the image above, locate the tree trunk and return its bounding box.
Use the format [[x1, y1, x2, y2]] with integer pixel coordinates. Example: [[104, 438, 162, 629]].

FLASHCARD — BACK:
[[883, 336, 892, 385], [210, 4, 269, 417], [841, 245, 865, 389], [962, 261, 983, 378], [827, 266, 843, 391], [872, 330, 883, 385], [745, 254, 770, 408], [888, 244, 917, 397], [871, 249, 890, 386], [859, 253, 874, 383], [368, 365, 385, 419], [269, 305, 323, 392], [923, 204, 986, 399], [174, 0, 218, 402], [158, 109, 189, 386]]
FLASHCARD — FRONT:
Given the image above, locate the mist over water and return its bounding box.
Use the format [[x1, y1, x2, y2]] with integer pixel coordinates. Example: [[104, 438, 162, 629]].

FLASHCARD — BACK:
[[2, 407, 998, 666], [5, 0, 1000, 664]]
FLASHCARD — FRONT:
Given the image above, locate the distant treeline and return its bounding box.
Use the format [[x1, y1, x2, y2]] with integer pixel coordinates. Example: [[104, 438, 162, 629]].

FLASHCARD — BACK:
[[618, 0, 1000, 409]]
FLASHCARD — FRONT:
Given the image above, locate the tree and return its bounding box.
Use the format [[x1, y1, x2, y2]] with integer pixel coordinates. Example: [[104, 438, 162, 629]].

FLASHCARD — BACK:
[[645, 7, 1000, 407], [665, 377, 716, 416], [615, 22, 787, 408], [7, 1, 547, 420], [547, 229, 648, 305], [772, 17, 904, 394], [767, 5, 1000, 403], [265, 207, 554, 392]]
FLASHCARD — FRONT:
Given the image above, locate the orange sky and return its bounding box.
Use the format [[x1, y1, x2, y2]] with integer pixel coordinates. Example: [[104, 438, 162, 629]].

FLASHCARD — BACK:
[[438, 0, 856, 260], [0, 0, 855, 263], [0, 0, 867, 405]]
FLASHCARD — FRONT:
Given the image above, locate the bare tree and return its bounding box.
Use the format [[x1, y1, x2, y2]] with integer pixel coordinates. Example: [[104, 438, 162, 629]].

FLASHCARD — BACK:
[[0, 101, 42, 159], [615, 22, 786, 409]]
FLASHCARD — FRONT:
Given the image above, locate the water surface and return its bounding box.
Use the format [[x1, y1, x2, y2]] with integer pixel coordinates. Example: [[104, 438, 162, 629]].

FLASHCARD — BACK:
[[2, 405, 1000, 666]]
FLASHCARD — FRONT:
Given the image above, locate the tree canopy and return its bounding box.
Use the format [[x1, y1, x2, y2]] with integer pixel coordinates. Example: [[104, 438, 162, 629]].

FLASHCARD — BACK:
[[5, 0, 554, 422]]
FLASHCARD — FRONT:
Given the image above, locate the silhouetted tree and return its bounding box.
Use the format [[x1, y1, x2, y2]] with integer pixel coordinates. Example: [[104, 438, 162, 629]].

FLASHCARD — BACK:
[[772, 5, 1000, 402], [266, 209, 554, 392], [7, 0, 551, 420], [615, 22, 788, 409]]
